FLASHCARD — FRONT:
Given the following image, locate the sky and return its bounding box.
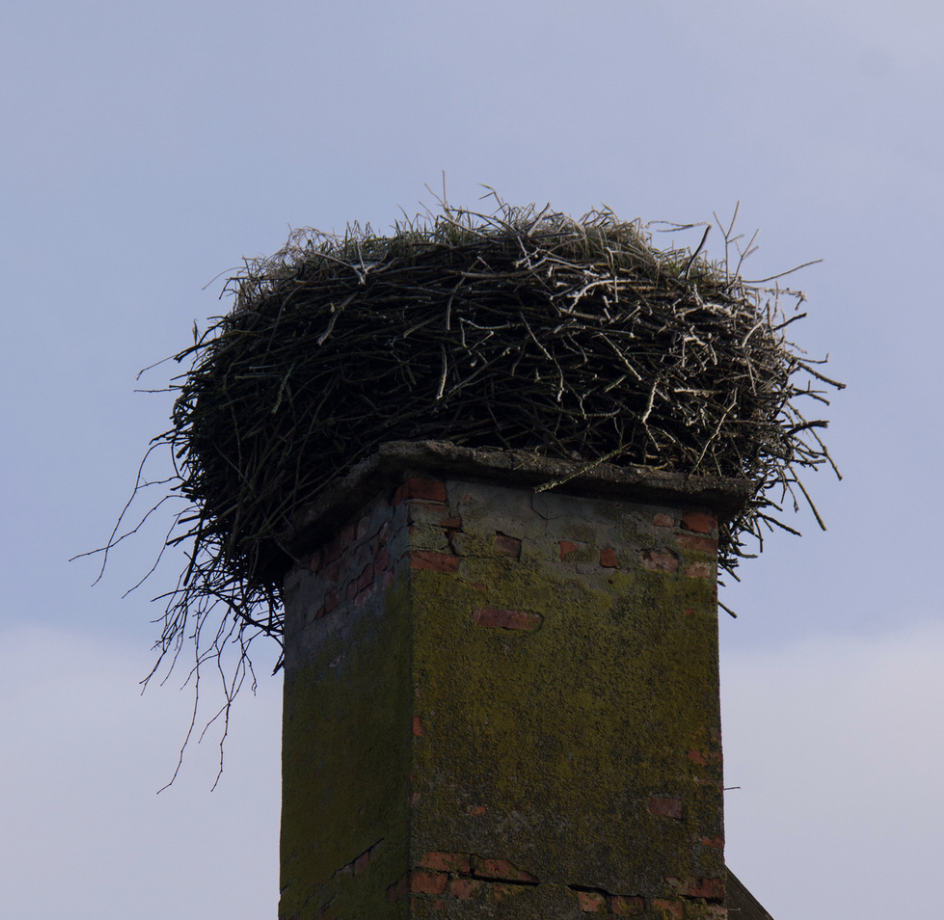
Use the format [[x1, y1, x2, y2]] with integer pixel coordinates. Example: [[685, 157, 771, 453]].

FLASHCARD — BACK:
[[1, 1, 941, 917]]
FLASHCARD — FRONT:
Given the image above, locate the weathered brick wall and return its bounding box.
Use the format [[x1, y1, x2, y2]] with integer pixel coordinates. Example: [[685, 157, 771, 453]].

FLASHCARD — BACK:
[[280, 470, 729, 919]]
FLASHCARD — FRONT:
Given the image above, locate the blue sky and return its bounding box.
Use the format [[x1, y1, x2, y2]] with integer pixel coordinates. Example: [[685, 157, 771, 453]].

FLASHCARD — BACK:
[[2, 2, 941, 917]]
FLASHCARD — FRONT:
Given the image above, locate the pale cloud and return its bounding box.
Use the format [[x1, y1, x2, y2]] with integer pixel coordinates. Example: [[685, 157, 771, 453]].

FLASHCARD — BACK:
[[722, 621, 944, 919], [0, 626, 282, 920]]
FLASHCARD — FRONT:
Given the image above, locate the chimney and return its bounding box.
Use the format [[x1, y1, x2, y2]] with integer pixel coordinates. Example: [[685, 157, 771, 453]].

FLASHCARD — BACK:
[[278, 441, 750, 920]]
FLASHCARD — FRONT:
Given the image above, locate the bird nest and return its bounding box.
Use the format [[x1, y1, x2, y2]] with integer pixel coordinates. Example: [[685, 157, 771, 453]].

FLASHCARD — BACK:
[[145, 200, 841, 645]]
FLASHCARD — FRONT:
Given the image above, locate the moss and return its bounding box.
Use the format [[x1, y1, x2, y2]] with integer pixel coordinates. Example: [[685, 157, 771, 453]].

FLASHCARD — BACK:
[[279, 579, 413, 919], [280, 484, 726, 918]]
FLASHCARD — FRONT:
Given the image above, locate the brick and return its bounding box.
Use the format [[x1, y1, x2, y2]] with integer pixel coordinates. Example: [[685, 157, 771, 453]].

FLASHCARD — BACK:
[[559, 540, 580, 561], [648, 795, 683, 819], [653, 512, 675, 527], [356, 564, 374, 592], [466, 804, 487, 816], [472, 608, 542, 631], [641, 550, 679, 573], [687, 750, 721, 766], [652, 898, 684, 919], [394, 478, 447, 506], [678, 534, 718, 553], [681, 878, 725, 900], [575, 890, 608, 912], [419, 851, 472, 875], [682, 511, 716, 534], [322, 536, 343, 565], [700, 836, 724, 849], [599, 546, 619, 568], [387, 874, 409, 903], [493, 533, 522, 558], [683, 562, 713, 579], [612, 895, 645, 915], [471, 857, 538, 884], [410, 871, 448, 895], [356, 514, 372, 540], [492, 883, 527, 901], [374, 546, 390, 573], [449, 878, 483, 899], [408, 551, 460, 573], [412, 716, 425, 737], [339, 522, 356, 549]]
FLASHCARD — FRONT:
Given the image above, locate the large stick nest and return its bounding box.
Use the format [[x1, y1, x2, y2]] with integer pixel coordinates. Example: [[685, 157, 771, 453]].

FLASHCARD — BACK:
[[160, 201, 842, 638]]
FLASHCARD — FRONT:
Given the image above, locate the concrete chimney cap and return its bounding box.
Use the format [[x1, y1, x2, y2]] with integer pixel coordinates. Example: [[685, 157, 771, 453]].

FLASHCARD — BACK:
[[280, 439, 754, 558]]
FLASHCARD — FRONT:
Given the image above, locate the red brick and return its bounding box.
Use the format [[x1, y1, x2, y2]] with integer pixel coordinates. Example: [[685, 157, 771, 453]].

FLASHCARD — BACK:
[[641, 550, 679, 573], [653, 512, 675, 527], [410, 871, 447, 895], [408, 551, 460, 573], [683, 562, 713, 579], [575, 890, 608, 912], [600, 547, 619, 568], [648, 795, 683, 819], [353, 850, 370, 875], [472, 608, 542, 631], [387, 874, 409, 902], [357, 564, 374, 592], [471, 857, 538, 884], [374, 546, 390, 573], [466, 804, 486, 816], [652, 898, 684, 919], [493, 533, 522, 558], [394, 478, 447, 506], [701, 836, 724, 849], [419, 851, 471, 875], [687, 750, 721, 766], [612, 895, 645, 915], [559, 540, 579, 561], [681, 877, 725, 900], [678, 534, 719, 553], [412, 716, 425, 737], [356, 514, 372, 540], [449, 878, 483, 899], [682, 511, 716, 534]]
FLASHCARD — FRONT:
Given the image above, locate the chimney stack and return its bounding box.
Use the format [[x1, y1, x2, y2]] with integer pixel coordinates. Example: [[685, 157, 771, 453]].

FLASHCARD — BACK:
[[278, 441, 749, 920]]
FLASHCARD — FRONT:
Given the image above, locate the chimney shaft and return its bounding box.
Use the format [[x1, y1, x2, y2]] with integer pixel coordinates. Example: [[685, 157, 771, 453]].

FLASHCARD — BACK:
[[279, 445, 742, 919]]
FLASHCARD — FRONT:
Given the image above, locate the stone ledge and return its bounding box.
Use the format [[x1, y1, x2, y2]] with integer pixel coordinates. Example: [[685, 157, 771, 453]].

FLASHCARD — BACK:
[[280, 440, 754, 559]]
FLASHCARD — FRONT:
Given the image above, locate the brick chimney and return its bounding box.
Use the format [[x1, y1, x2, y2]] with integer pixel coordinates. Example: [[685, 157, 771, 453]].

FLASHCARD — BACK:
[[278, 441, 750, 920]]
